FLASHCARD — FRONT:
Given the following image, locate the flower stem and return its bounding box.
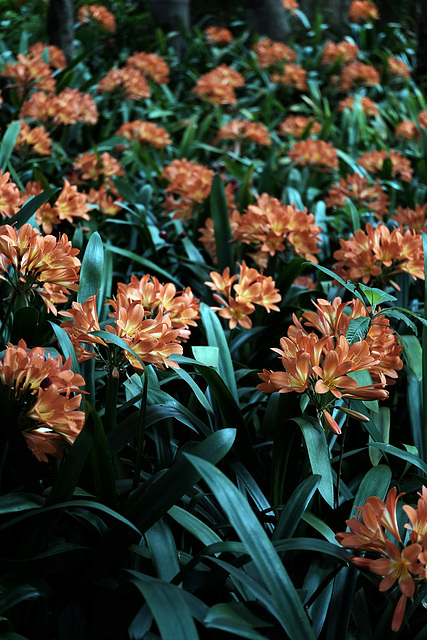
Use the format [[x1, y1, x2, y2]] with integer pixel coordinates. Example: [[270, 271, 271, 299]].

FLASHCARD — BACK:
[[132, 368, 147, 490], [335, 418, 349, 510], [103, 369, 119, 433]]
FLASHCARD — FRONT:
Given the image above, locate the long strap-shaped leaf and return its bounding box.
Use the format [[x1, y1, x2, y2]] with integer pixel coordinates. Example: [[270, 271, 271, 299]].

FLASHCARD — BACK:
[[185, 455, 316, 640]]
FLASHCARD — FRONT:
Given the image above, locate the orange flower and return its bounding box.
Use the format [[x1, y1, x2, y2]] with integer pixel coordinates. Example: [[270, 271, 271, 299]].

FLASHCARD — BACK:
[[85, 185, 123, 216], [269, 64, 308, 90], [97, 67, 151, 101], [0, 170, 21, 219], [20, 89, 98, 125], [78, 4, 116, 32], [115, 120, 171, 148], [339, 61, 380, 91], [252, 37, 296, 69], [418, 110, 427, 129], [282, 0, 299, 11], [337, 96, 379, 115], [348, 0, 379, 23], [205, 26, 233, 44], [60, 295, 105, 361], [387, 56, 410, 78], [391, 204, 427, 233], [1, 53, 55, 96], [14, 119, 52, 156], [206, 261, 281, 329], [326, 173, 389, 218], [215, 119, 271, 146], [358, 149, 413, 182], [321, 40, 359, 65], [0, 339, 85, 461], [403, 486, 427, 544], [160, 158, 214, 220], [126, 52, 170, 84], [278, 115, 321, 138], [193, 65, 244, 106], [73, 151, 124, 182], [28, 43, 67, 70], [289, 139, 339, 170], [395, 119, 419, 139], [0, 223, 80, 314]]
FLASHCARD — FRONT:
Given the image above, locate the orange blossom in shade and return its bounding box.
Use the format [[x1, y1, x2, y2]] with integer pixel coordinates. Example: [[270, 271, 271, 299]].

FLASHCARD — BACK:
[[160, 158, 215, 221], [358, 149, 413, 182], [205, 26, 234, 44], [269, 64, 308, 91], [0, 170, 21, 219], [339, 61, 380, 91], [215, 119, 271, 147], [193, 65, 244, 106], [391, 204, 427, 233], [20, 88, 98, 125], [321, 40, 359, 65], [126, 52, 170, 84], [336, 487, 427, 632], [27, 42, 67, 70], [73, 151, 124, 183], [278, 115, 321, 138], [418, 110, 427, 129], [0, 223, 80, 314], [0, 53, 55, 97], [288, 139, 339, 170], [252, 38, 297, 69], [326, 173, 389, 219], [115, 120, 171, 148], [282, 0, 299, 11], [78, 4, 116, 32], [0, 339, 85, 461], [348, 0, 379, 23], [333, 223, 424, 285], [97, 67, 151, 101], [61, 293, 183, 373], [337, 95, 379, 115], [395, 120, 420, 140], [232, 192, 322, 266], [115, 275, 200, 341], [205, 262, 281, 329], [387, 56, 410, 79], [14, 120, 52, 156], [85, 185, 124, 217]]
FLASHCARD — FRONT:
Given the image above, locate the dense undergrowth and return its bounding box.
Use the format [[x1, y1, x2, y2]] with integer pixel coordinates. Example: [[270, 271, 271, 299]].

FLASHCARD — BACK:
[[0, 1, 427, 638]]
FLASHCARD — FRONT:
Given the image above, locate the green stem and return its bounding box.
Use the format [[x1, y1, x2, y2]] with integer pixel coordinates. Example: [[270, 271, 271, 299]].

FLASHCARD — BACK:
[[103, 370, 119, 433], [0, 291, 16, 342], [132, 368, 148, 490], [335, 418, 349, 510]]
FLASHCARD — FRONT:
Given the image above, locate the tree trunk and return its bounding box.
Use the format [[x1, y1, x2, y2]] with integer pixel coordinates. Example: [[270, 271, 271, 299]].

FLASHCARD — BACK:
[[47, 0, 74, 63], [243, 0, 290, 43], [149, 0, 190, 53], [299, 0, 351, 35], [416, 0, 427, 78]]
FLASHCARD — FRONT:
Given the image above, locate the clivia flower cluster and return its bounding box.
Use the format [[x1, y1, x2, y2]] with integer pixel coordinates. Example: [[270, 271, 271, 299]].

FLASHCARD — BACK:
[[336, 487, 427, 631], [192, 65, 245, 106], [258, 296, 402, 433], [160, 158, 215, 220], [0, 340, 86, 462], [205, 261, 281, 329]]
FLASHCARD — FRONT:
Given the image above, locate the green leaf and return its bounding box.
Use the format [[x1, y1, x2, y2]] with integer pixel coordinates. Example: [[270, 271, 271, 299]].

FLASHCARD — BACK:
[[7, 188, 61, 229], [380, 309, 418, 333], [145, 518, 180, 581], [105, 245, 183, 287], [204, 603, 270, 640], [357, 284, 396, 310], [77, 232, 104, 305], [345, 317, 370, 344], [168, 505, 222, 546], [369, 407, 390, 466], [191, 346, 219, 368], [49, 322, 81, 375], [86, 403, 117, 509], [89, 330, 146, 370], [210, 174, 234, 271], [0, 120, 21, 170], [422, 230, 427, 460], [369, 443, 427, 477], [293, 417, 334, 507], [273, 475, 321, 540], [128, 575, 199, 640], [0, 493, 44, 514], [350, 464, 392, 518], [185, 455, 316, 640]]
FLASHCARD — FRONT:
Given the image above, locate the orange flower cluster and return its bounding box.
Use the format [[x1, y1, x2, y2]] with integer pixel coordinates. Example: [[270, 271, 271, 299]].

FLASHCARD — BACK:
[[326, 173, 389, 218], [387, 56, 410, 78], [78, 4, 116, 32], [339, 61, 380, 91], [395, 120, 419, 139], [27, 43, 66, 70], [258, 296, 397, 433], [232, 193, 322, 266], [336, 487, 427, 632], [1, 53, 55, 97], [419, 110, 427, 129], [21, 180, 91, 234], [126, 52, 170, 84], [289, 139, 339, 170], [348, 0, 379, 23], [116, 120, 171, 148], [282, 0, 299, 12], [0, 339, 86, 461], [391, 204, 427, 233], [60, 291, 183, 373], [193, 65, 244, 106], [97, 67, 151, 101], [160, 158, 215, 220], [338, 95, 379, 115], [321, 40, 360, 65], [20, 89, 98, 125], [73, 151, 124, 183], [333, 222, 424, 284], [269, 64, 308, 91], [205, 261, 281, 329], [278, 115, 321, 138], [85, 185, 123, 216], [0, 170, 21, 218], [14, 119, 52, 156], [0, 223, 80, 313], [215, 119, 271, 146], [116, 274, 200, 341], [358, 149, 413, 182], [252, 38, 297, 69], [205, 26, 233, 44]]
